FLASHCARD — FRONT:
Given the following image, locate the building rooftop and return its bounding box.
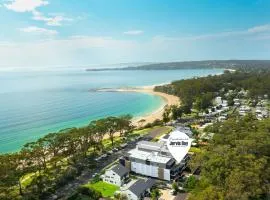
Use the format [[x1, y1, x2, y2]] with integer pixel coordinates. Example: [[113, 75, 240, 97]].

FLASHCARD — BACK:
[[161, 128, 193, 141], [137, 140, 170, 154], [110, 164, 129, 177], [128, 148, 173, 164], [138, 140, 164, 148], [128, 178, 155, 197], [138, 140, 166, 149], [175, 127, 193, 137]]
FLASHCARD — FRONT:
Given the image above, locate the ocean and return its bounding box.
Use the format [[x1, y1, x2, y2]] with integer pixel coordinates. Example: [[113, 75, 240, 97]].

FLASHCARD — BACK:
[[0, 68, 223, 153]]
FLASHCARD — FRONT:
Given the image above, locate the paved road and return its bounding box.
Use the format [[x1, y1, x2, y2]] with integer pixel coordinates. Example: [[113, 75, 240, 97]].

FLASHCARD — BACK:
[[47, 140, 146, 199], [47, 127, 166, 200]]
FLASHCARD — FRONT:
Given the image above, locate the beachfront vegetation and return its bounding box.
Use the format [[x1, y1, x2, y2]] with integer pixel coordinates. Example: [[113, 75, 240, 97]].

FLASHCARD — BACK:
[[0, 115, 133, 200], [188, 115, 270, 200]]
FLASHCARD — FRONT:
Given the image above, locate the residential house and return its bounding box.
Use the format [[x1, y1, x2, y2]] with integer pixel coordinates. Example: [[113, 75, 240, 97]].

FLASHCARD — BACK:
[[123, 178, 155, 200], [103, 164, 129, 186]]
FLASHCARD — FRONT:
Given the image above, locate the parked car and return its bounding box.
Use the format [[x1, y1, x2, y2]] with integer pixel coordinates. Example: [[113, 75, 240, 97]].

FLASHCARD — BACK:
[[120, 143, 127, 148], [100, 154, 107, 158], [107, 150, 113, 155]]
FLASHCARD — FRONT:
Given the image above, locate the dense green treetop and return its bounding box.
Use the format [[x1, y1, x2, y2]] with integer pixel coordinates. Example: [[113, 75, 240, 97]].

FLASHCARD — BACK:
[[189, 116, 270, 200]]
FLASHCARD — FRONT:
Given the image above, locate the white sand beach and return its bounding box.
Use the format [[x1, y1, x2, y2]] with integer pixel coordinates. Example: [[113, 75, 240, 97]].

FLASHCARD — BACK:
[[115, 85, 180, 126]]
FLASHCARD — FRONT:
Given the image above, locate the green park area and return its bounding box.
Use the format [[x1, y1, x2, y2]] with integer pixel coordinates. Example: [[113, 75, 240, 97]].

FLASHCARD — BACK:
[[84, 181, 119, 197]]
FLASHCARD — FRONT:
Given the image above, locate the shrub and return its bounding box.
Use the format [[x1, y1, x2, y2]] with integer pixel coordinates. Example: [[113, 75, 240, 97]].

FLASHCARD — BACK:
[[68, 186, 102, 200]]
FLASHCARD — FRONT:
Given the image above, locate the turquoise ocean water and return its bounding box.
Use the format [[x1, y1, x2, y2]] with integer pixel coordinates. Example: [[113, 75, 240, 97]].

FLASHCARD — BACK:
[[0, 69, 223, 153]]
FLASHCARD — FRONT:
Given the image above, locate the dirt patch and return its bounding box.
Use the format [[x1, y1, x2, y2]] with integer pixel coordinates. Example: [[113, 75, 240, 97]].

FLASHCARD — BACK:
[[173, 193, 188, 200], [159, 188, 175, 200]]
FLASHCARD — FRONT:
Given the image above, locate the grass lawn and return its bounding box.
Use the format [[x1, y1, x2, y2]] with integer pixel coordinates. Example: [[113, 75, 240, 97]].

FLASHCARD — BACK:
[[84, 181, 119, 197], [154, 126, 172, 138], [132, 127, 152, 135], [189, 147, 202, 153]]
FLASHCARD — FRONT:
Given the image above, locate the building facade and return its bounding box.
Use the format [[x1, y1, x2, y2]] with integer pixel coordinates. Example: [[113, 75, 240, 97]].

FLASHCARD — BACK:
[[103, 164, 129, 186], [120, 136, 188, 181]]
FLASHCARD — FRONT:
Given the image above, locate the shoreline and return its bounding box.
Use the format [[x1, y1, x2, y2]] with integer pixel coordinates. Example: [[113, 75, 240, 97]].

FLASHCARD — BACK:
[[100, 85, 180, 126]]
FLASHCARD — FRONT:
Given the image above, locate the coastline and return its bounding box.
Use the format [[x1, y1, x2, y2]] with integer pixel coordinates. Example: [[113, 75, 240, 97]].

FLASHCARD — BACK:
[[101, 85, 180, 126], [0, 69, 225, 153]]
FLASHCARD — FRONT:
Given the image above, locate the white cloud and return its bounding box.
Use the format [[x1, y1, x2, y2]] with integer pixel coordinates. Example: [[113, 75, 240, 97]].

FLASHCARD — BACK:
[[1, 24, 270, 68], [32, 11, 73, 26], [248, 24, 270, 33], [123, 30, 144, 35], [152, 31, 245, 42], [152, 24, 270, 42], [4, 0, 76, 27], [4, 0, 49, 12], [19, 26, 58, 35], [0, 36, 138, 67]]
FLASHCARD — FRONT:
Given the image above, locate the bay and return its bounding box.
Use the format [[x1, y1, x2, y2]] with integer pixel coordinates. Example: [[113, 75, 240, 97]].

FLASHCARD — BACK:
[[0, 68, 223, 153]]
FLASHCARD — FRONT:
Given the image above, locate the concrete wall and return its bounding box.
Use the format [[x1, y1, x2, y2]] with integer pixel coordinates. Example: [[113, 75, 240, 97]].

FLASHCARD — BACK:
[[125, 160, 131, 171], [130, 161, 170, 181]]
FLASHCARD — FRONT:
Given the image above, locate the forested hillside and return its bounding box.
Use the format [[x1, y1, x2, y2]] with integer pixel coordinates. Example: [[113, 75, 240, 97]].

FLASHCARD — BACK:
[[155, 69, 270, 199], [189, 116, 270, 200], [132, 60, 270, 71]]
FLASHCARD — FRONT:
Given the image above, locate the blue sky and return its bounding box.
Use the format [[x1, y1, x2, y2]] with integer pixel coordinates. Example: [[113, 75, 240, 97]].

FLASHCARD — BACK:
[[0, 0, 270, 68]]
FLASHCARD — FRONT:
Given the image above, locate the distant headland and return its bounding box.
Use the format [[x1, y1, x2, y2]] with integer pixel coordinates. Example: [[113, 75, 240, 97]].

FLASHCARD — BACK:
[[86, 60, 270, 71]]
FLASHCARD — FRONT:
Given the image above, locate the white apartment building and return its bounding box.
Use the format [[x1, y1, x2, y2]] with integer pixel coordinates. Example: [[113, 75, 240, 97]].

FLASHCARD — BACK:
[[120, 133, 188, 181]]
